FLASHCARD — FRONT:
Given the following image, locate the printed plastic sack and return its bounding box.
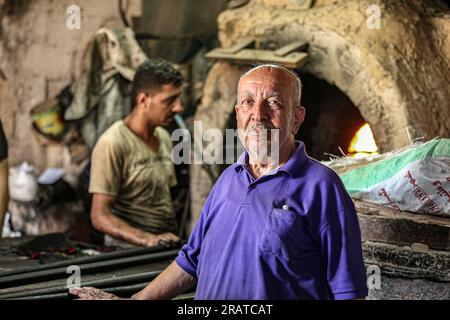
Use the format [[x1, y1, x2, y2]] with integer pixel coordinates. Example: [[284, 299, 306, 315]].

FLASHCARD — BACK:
[[338, 139, 450, 216], [9, 162, 38, 203]]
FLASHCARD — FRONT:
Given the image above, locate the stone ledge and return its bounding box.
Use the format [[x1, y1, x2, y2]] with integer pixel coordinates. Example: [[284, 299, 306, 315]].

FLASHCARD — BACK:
[[363, 240, 450, 282]]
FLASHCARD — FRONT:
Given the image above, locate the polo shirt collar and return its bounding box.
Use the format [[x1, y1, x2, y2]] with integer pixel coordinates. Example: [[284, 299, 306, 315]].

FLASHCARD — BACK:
[[234, 141, 308, 177]]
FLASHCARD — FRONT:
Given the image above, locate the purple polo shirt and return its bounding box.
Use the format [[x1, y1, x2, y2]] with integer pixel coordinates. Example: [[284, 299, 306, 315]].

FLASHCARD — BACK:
[[176, 141, 368, 300]]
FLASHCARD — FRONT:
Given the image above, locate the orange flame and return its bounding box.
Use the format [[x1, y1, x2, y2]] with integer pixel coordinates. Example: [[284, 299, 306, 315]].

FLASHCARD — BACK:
[[348, 123, 378, 158]]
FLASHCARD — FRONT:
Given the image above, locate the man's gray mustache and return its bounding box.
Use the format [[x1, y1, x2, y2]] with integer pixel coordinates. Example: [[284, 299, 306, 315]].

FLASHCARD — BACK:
[[245, 123, 277, 135]]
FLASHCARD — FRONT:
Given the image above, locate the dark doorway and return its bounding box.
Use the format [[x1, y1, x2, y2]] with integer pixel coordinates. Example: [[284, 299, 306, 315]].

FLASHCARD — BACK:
[[297, 72, 366, 161]]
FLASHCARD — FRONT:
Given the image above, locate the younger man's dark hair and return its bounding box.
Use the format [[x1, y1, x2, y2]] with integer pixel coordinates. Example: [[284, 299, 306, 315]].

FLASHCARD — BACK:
[[130, 59, 183, 108]]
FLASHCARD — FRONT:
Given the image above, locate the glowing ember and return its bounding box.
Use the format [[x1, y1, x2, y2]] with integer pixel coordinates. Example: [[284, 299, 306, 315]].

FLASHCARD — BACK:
[[348, 123, 379, 158]]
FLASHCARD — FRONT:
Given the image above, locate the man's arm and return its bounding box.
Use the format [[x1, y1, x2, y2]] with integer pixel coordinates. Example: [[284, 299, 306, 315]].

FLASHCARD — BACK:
[[91, 193, 180, 247], [132, 261, 196, 300], [318, 181, 368, 300], [69, 261, 196, 300]]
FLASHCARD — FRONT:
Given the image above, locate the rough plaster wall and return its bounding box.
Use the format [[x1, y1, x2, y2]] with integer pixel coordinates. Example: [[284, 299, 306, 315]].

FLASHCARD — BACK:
[[0, 0, 141, 172], [189, 62, 246, 232], [217, 0, 450, 151], [430, 16, 450, 70]]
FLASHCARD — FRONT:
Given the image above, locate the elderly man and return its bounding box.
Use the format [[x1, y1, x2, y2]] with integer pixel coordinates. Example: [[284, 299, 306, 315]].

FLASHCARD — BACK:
[[71, 64, 368, 300], [88, 59, 182, 248]]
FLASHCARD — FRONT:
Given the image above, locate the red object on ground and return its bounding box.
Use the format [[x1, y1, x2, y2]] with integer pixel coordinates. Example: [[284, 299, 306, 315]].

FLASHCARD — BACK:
[[31, 252, 42, 259], [65, 247, 77, 255]]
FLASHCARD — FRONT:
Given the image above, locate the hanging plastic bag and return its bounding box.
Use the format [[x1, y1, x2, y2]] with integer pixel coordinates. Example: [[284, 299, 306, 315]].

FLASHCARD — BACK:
[[8, 162, 38, 202], [30, 98, 66, 142]]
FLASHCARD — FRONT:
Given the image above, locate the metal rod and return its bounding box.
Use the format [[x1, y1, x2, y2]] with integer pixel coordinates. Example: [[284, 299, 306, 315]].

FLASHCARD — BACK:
[[0, 245, 169, 278], [11, 283, 151, 300], [101, 282, 148, 296], [11, 292, 73, 300], [11, 285, 196, 300], [0, 249, 178, 289], [0, 270, 162, 299], [9, 283, 154, 300]]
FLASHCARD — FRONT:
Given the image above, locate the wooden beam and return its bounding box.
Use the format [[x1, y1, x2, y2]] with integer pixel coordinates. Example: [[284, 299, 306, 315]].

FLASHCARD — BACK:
[[215, 39, 255, 54], [205, 49, 309, 69], [356, 200, 450, 251], [274, 40, 308, 57]]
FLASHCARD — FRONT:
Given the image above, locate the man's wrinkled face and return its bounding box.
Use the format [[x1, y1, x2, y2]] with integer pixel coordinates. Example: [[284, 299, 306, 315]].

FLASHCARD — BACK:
[[143, 84, 183, 126], [235, 67, 304, 162]]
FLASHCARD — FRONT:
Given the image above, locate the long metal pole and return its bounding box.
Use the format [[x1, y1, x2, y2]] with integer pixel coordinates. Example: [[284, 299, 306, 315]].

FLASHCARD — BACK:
[[11, 285, 196, 300], [0, 245, 170, 278], [9, 283, 151, 300], [0, 270, 162, 299], [0, 249, 178, 289]]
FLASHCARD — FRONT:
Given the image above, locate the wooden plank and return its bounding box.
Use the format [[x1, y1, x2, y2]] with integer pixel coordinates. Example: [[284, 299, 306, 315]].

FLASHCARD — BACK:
[[274, 40, 308, 57], [355, 200, 450, 227], [216, 39, 255, 54], [358, 213, 450, 251], [205, 49, 309, 69], [355, 200, 450, 251]]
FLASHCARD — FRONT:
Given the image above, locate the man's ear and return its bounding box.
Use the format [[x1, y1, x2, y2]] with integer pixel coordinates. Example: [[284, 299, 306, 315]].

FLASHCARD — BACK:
[[292, 106, 306, 135], [136, 92, 151, 108]]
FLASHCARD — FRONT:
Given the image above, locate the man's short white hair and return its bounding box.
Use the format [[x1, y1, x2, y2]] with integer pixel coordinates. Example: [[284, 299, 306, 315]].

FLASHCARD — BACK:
[[238, 64, 302, 106]]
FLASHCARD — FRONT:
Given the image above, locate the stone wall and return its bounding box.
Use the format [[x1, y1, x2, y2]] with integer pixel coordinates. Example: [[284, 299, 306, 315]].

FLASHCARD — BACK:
[[0, 0, 142, 173], [188, 62, 245, 232]]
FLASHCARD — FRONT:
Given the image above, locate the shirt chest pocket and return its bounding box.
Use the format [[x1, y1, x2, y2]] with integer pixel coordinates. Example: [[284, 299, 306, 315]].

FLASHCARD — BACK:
[[258, 208, 316, 261]]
